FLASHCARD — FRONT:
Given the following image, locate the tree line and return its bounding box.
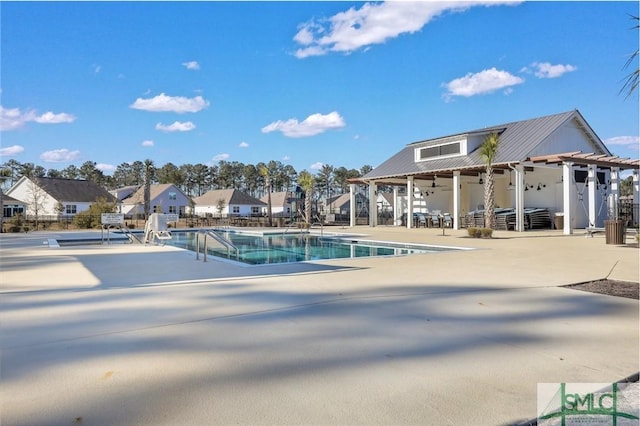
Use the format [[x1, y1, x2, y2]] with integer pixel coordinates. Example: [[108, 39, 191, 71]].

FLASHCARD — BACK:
[[0, 159, 374, 199]]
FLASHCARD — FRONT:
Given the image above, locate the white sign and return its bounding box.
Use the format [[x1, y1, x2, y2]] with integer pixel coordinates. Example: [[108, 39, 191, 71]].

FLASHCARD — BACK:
[[164, 214, 179, 223], [101, 213, 124, 225]]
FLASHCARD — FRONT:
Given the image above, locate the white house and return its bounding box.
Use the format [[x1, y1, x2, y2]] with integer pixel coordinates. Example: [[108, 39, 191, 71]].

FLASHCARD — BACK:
[[6, 176, 117, 217], [117, 184, 191, 217], [260, 191, 295, 217], [191, 189, 266, 217], [351, 110, 640, 233]]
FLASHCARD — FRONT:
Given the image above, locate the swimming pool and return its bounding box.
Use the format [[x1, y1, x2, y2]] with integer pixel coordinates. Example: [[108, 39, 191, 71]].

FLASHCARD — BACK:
[[167, 230, 467, 265]]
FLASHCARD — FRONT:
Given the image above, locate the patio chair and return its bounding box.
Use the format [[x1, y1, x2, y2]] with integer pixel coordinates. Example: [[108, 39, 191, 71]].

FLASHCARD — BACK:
[[442, 213, 453, 228], [430, 213, 440, 228]]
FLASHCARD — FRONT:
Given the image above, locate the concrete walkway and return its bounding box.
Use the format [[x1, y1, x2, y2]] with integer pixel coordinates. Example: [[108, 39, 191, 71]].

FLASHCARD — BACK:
[[1, 227, 638, 425]]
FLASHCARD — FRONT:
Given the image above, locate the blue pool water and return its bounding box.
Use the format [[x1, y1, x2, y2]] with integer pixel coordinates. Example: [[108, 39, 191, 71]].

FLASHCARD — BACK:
[[167, 231, 464, 265]]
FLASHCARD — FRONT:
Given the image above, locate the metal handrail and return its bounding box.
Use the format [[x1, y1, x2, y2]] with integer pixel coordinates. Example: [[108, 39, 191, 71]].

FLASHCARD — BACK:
[[195, 230, 239, 262], [118, 224, 142, 244]]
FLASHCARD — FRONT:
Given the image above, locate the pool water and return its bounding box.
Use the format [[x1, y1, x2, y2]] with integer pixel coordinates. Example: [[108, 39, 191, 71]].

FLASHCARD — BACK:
[[167, 231, 463, 265]]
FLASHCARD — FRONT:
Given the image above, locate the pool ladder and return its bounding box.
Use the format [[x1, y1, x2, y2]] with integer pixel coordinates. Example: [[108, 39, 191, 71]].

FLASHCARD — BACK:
[[195, 230, 239, 262]]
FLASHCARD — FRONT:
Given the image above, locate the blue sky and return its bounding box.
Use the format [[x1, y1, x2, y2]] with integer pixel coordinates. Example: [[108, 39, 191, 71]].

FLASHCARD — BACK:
[[1, 1, 638, 175]]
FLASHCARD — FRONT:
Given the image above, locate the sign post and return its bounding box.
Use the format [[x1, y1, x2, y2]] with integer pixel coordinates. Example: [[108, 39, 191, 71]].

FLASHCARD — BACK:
[[101, 213, 125, 244]]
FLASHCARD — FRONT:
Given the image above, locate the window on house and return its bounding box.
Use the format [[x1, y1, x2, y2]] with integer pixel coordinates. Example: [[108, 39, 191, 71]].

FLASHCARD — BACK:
[[65, 205, 77, 215], [418, 142, 461, 160], [153, 205, 160, 213], [232, 206, 240, 214], [169, 206, 177, 214], [169, 192, 177, 201], [251, 206, 259, 215]]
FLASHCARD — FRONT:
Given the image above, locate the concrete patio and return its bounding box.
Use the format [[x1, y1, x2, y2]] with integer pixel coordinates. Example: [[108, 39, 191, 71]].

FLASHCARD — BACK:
[[0, 227, 638, 425]]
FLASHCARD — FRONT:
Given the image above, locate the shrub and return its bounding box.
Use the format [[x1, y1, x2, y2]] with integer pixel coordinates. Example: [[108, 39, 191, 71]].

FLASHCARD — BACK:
[[7, 214, 26, 233], [72, 197, 117, 229], [467, 227, 493, 238], [467, 227, 481, 238], [480, 228, 493, 238]]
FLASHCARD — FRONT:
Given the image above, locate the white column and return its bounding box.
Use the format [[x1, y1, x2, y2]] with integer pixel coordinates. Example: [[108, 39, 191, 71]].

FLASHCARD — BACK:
[[407, 176, 414, 229], [587, 164, 597, 228], [633, 170, 639, 206], [633, 170, 639, 226], [562, 162, 574, 235], [393, 186, 400, 226], [349, 183, 356, 228], [453, 171, 461, 230], [515, 165, 525, 232], [610, 167, 620, 200], [369, 182, 377, 227]]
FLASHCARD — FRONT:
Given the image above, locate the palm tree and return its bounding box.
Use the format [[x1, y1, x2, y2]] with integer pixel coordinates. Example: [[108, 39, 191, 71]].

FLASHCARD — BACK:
[[479, 133, 500, 229], [297, 170, 315, 226], [259, 165, 273, 227], [143, 159, 155, 220], [621, 15, 639, 98]]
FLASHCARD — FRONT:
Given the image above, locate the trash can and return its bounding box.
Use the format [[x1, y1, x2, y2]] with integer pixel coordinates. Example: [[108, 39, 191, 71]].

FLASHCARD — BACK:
[[554, 213, 564, 230], [604, 219, 626, 245]]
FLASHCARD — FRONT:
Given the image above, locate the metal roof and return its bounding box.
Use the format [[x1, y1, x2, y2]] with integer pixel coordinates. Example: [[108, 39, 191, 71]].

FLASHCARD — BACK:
[[362, 110, 617, 183]]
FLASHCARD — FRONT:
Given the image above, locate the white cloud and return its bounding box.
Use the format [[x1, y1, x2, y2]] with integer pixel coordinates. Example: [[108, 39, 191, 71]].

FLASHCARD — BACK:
[[527, 62, 577, 79], [1, 106, 75, 131], [442, 67, 524, 99], [93, 64, 101, 74], [282, 155, 291, 161], [96, 163, 115, 172], [141, 140, 155, 147], [293, 1, 519, 58], [182, 61, 200, 70], [261, 111, 346, 138], [310, 162, 323, 170], [239, 141, 249, 148], [0, 144, 25, 156], [40, 148, 81, 163], [605, 136, 639, 150], [213, 153, 230, 161], [155, 121, 196, 132], [0, 107, 35, 130], [130, 93, 210, 113], [33, 111, 76, 124]]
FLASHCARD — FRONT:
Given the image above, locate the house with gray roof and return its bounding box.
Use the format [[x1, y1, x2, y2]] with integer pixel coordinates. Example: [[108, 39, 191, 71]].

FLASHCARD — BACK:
[[191, 189, 266, 217], [117, 184, 191, 217], [351, 110, 639, 233], [260, 191, 294, 217], [6, 176, 117, 217]]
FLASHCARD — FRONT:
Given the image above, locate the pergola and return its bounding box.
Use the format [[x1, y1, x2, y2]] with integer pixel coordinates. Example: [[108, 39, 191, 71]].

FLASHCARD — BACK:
[[349, 151, 639, 234]]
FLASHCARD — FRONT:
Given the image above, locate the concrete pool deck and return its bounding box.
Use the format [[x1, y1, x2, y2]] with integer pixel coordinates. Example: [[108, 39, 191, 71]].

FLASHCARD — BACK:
[[0, 227, 638, 425]]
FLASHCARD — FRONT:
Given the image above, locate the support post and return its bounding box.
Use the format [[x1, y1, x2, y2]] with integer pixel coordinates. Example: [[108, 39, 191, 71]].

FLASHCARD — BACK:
[[349, 183, 356, 227], [369, 182, 377, 227], [515, 165, 525, 232], [407, 176, 414, 229], [587, 164, 597, 228], [562, 162, 574, 235], [453, 171, 461, 230], [393, 186, 400, 226]]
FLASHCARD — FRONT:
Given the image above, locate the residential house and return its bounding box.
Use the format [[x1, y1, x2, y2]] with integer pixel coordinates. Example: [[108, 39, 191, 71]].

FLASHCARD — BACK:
[[260, 191, 295, 217], [191, 189, 266, 217], [351, 110, 639, 233], [2, 194, 26, 219], [109, 185, 139, 202], [5, 176, 117, 218], [117, 184, 191, 217]]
